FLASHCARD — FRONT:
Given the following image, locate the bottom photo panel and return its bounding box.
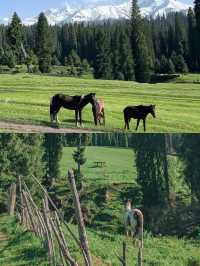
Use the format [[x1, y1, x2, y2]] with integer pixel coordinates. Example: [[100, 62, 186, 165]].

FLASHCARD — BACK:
[[0, 133, 199, 266]]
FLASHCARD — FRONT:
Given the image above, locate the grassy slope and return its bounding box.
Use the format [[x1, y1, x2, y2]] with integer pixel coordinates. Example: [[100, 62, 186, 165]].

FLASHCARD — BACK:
[[0, 215, 48, 266], [0, 73, 200, 132], [60, 146, 136, 186], [0, 214, 200, 266], [59, 146, 200, 265]]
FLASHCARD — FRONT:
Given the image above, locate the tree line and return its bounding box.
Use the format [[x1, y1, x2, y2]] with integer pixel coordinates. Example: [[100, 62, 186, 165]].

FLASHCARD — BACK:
[[0, 133, 200, 234], [0, 0, 200, 82]]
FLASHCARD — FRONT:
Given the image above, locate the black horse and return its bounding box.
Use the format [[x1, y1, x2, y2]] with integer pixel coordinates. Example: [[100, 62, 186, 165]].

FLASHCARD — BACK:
[[123, 105, 156, 131], [50, 93, 96, 126]]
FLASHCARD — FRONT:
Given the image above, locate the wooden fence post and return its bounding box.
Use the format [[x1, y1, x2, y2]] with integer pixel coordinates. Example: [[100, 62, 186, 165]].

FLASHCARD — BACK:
[[49, 211, 78, 266], [122, 241, 126, 266], [42, 196, 56, 266], [138, 247, 143, 266], [8, 183, 16, 216], [18, 177, 25, 224], [68, 169, 93, 266]]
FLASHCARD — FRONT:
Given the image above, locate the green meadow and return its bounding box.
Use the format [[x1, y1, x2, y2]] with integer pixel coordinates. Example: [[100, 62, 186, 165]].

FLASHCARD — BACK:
[[60, 146, 136, 186], [0, 73, 200, 132], [0, 214, 200, 266]]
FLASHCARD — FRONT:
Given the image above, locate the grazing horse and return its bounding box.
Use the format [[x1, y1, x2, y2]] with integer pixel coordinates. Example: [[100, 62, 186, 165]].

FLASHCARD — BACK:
[[123, 105, 156, 131], [50, 93, 96, 126], [92, 99, 105, 126], [124, 200, 137, 237], [124, 200, 144, 247]]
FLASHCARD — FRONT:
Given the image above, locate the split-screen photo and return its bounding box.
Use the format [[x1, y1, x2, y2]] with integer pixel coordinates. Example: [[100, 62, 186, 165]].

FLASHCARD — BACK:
[[1, 0, 200, 265]]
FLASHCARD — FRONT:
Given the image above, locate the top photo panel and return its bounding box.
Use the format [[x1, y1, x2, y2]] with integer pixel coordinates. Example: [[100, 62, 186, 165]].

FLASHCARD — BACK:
[[0, 0, 199, 133]]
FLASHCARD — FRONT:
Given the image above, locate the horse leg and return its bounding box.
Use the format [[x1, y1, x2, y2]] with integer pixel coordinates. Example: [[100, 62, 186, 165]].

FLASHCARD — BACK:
[[92, 106, 98, 126], [79, 109, 83, 127], [143, 119, 146, 132], [53, 106, 61, 124], [102, 109, 105, 126], [75, 110, 78, 127], [136, 119, 140, 131], [124, 116, 130, 130]]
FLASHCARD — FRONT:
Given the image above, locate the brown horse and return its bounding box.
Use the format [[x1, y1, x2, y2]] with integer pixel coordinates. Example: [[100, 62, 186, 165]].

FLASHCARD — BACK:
[[50, 93, 96, 126], [92, 99, 105, 126], [123, 105, 156, 131]]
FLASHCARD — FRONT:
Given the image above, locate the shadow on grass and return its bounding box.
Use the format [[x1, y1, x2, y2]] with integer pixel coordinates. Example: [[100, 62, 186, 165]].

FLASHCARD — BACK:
[[0, 230, 48, 265]]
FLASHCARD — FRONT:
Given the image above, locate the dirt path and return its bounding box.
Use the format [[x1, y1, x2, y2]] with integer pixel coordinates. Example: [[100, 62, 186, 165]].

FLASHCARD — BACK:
[[0, 121, 101, 133]]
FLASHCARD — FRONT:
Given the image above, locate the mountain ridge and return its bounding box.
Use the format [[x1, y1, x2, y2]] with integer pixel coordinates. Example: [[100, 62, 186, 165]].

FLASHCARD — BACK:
[[1, 0, 191, 25]]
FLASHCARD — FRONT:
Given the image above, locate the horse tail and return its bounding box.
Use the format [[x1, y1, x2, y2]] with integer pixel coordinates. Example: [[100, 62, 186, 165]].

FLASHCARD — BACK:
[[50, 96, 54, 115]]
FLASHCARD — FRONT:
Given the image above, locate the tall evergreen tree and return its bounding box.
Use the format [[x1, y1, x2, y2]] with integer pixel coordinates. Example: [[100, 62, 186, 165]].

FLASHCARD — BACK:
[[130, 0, 151, 82], [119, 31, 135, 80], [194, 0, 200, 69], [7, 12, 23, 63], [43, 134, 63, 189], [94, 29, 112, 79], [179, 135, 200, 203], [36, 13, 52, 73], [187, 8, 198, 71], [134, 135, 170, 222]]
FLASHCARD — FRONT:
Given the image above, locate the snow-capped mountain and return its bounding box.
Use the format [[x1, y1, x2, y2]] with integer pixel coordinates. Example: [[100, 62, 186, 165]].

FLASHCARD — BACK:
[[3, 0, 192, 26]]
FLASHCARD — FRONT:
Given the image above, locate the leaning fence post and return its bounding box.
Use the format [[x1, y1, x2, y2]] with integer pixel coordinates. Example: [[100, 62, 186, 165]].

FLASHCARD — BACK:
[[18, 176, 25, 224], [122, 241, 126, 266], [68, 169, 93, 266], [42, 196, 56, 266], [133, 208, 144, 266], [8, 183, 16, 216]]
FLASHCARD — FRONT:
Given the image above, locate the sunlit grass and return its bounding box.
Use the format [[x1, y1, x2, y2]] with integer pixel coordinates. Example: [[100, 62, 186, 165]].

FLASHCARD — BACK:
[[0, 73, 200, 132]]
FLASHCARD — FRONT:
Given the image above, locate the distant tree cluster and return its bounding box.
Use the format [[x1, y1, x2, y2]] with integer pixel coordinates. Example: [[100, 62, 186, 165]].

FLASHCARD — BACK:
[[0, 0, 200, 81]]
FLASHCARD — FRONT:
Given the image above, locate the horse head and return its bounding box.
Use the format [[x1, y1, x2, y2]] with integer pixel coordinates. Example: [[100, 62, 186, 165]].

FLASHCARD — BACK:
[[86, 93, 96, 105], [150, 105, 156, 118]]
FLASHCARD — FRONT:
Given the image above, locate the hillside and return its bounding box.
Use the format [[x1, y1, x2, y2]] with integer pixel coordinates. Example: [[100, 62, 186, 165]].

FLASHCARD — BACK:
[[0, 214, 200, 266]]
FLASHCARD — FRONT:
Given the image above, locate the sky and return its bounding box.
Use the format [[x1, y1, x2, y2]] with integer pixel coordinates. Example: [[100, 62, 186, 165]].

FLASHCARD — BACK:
[[0, 0, 66, 19], [0, 0, 193, 20]]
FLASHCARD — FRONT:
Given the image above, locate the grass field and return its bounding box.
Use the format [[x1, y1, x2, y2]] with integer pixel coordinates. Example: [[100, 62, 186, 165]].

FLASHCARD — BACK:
[[60, 146, 136, 186], [0, 214, 200, 266], [0, 73, 200, 132]]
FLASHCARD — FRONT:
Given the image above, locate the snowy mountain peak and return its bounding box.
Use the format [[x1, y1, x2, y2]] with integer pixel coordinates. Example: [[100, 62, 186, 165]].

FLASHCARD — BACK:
[[2, 0, 192, 26]]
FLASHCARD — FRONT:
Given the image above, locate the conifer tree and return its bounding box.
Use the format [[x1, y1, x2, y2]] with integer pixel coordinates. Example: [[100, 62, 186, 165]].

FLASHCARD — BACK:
[[130, 0, 151, 82], [67, 49, 81, 67], [179, 135, 200, 202], [7, 12, 23, 63], [43, 134, 63, 189], [174, 13, 185, 56], [119, 31, 135, 80], [111, 27, 121, 80], [94, 29, 112, 79], [36, 13, 52, 73], [187, 8, 198, 71], [72, 134, 87, 189], [194, 0, 200, 69], [135, 135, 170, 222], [0, 134, 45, 193]]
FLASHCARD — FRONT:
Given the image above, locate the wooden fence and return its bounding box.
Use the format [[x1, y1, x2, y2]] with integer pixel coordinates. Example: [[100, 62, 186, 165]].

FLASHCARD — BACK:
[[8, 171, 144, 266]]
